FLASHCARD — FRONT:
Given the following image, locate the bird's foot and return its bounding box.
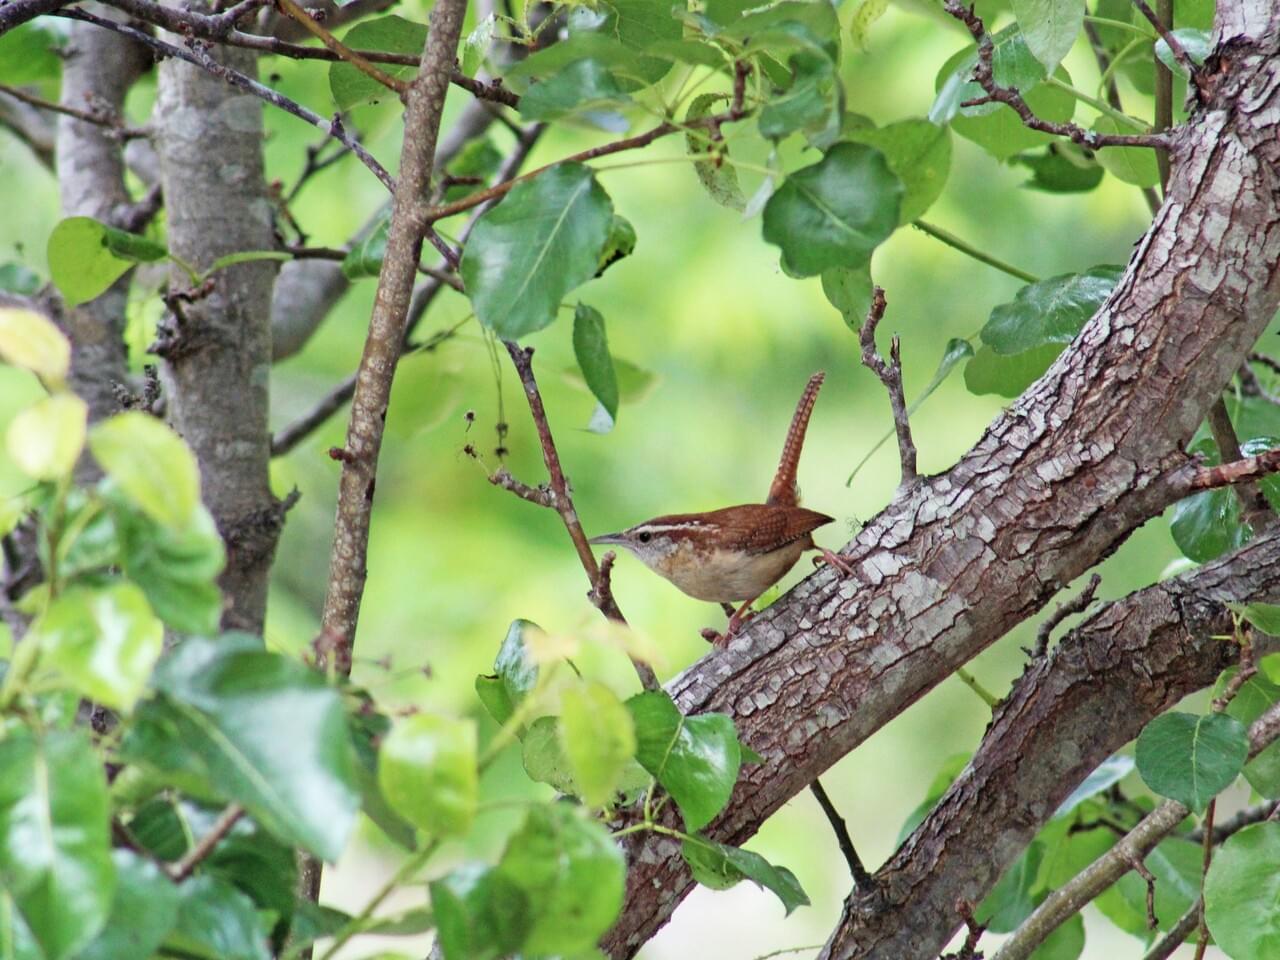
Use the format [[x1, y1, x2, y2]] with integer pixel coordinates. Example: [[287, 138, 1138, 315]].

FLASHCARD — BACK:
[[813, 547, 856, 576]]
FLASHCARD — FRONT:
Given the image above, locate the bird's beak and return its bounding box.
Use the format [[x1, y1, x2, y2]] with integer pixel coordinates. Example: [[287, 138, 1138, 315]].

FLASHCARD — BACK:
[[589, 532, 628, 546]]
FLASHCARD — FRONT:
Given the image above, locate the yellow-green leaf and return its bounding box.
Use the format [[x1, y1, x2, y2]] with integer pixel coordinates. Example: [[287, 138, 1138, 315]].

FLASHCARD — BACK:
[[89, 413, 200, 530], [7, 394, 87, 480], [0, 307, 70, 383]]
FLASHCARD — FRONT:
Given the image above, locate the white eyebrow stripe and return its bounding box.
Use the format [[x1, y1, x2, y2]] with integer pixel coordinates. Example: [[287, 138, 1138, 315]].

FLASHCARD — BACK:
[[632, 521, 711, 534]]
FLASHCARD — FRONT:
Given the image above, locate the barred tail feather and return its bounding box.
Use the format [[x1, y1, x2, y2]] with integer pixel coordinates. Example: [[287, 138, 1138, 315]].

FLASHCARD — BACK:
[[767, 371, 825, 506]]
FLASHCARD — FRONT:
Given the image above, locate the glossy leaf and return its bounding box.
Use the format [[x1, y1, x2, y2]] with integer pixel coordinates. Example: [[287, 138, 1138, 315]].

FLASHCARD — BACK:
[[981, 267, 1121, 355], [627, 690, 741, 831], [597, 214, 635, 277], [1136, 711, 1248, 813], [34, 582, 163, 712], [90, 412, 201, 530], [495, 804, 625, 955], [518, 59, 632, 125], [378, 713, 478, 837], [7, 394, 86, 480], [475, 619, 542, 726], [762, 142, 903, 277], [47, 217, 166, 308], [1054, 754, 1134, 817], [75, 850, 180, 960], [758, 48, 842, 149], [0, 305, 70, 381], [685, 93, 746, 211], [1205, 822, 1280, 960], [342, 212, 391, 280], [846, 118, 952, 224], [560, 681, 636, 806], [1240, 602, 1280, 636], [572, 304, 619, 433], [1155, 28, 1211, 76], [0, 730, 113, 960], [963, 343, 1063, 397], [125, 635, 360, 861], [461, 164, 613, 339], [329, 16, 426, 109], [1093, 117, 1161, 187], [431, 863, 529, 960], [1014, 144, 1104, 193], [681, 838, 809, 914], [462, 14, 496, 75], [821, 259, 873, 330], [163, 876, 270, 960], [1215, 667, 1280, 797], [1012, 0, 1084, 70], [1171, 437, 1280, 562]]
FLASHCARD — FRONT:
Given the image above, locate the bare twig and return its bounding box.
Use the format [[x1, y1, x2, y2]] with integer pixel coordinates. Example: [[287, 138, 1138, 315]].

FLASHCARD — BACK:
[[1185, 800, 1280, 843], [167, 804, 244, 881], [275, 0, 408, 96], [1193, 798, 1214, 960], [943, 0, 1171, 150], [488, 465, 554, 506], [500, 342, 660, 691], [1143, 898, 1200, 960], [0, 81, 147, 139], [1128, 855, 1158, 929], [808, 778, 874, 892], [1033, 574, 1101, 658], [990, 699, 1280, 960], [55, 8, 395, 191], [1197, 407, 1279, 529], [858, 287, 917, 486], [1131, 0, 1198, 78], [0, 0, 75, 36], [1150, 0, 1174, 190]]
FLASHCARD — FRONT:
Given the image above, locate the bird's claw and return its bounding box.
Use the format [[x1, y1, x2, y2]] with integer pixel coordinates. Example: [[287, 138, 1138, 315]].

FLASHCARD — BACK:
[[813, 547, 856, 576]]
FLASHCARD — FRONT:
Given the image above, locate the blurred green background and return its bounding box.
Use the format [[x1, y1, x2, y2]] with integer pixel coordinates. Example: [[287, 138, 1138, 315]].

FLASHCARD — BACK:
[[0, 0, 1227, 955]]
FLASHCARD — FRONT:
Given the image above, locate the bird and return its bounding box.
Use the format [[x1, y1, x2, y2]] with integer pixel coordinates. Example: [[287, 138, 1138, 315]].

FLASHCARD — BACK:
[[589, 372, 851, 645]]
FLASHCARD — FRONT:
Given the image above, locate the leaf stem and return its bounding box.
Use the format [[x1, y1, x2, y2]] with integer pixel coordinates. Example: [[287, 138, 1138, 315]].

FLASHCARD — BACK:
[[911, 220, 1040, 285], [1043, 76, 1150, 130], [955, 666, 999, 708], [1082, 15, 1154, 38]]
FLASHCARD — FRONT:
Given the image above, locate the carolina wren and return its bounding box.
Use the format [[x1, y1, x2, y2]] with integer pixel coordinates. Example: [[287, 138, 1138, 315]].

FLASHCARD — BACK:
[[590, 372, 851, 645]]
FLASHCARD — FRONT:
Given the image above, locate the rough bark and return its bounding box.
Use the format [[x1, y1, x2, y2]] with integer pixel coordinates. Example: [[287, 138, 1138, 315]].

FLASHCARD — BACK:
[[823, 528, 1280, 958], [604, 8, 1280, 957], [155, 37, 280, 632], [55, 13, 148, 426]]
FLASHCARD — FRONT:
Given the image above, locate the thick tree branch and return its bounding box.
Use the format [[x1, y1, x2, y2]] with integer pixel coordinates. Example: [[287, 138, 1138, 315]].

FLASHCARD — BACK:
[[318, 0, 469, 667], [604, 13, 1280, 956]]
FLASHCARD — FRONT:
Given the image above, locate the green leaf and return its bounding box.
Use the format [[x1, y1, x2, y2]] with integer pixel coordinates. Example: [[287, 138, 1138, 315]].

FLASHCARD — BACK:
[[518, 59, 633, 125], [685, 93, 746, 211], [7, 394, 86, 480], [1135, 711, 1248, 813], [47, 217, 166, 308], [378, 713, 478, 837], [0, 305, 70, 381], [1054, 754, 1134, 817], [462, 13, 496, 76], [431, 863, 529, 960], [681, 838, 809, 914], [1012, 0, 1084, 70], [758, 47, 842, 150], [604, 0, 682, 83], [1093, 116, 1161, 187], [821, 259, 873, 330], [1170, 437, 1280, 562], [347, 699, 418, 850], [1155, 28, 1211, 76], [1028, 912, 1084, 960], [342, 212, 391, 280], [203, 820, 297, 922], [627, 690, 741, 831], [89, 412, 201, 530], [1205, 822, 1280, 960], [597, 214, 636, 276], [475, 619, 542, 727], [74, 850, 180, 960], [846, 118, 952, 224], [896, 751, 970, 844], [33, 582, 163, 712], [0, 730, 113, 960], [963, 343, 1064, 397], [329, 16, 426, 109], [0, 21, 66, 85], [112, 496, 225, 635], [1115, 837, 1202, 932], [521, 716, 578, 794], [443, 137, 504, 203], [572, 304, 620, 434], [560, 681, 636, 806], [762, 142, 903, 278], [981, 267, 1121, 355], [1240, 602, 1280, 636], [849, 0, 890, 50], [124, 635, 360, 861], [977, 841, 1043, 933], [461, 164, 614, 339], [495, 804, 625, 955], [1215, 667, 1280, 797], [163, 876, 269, 960], [1014, 144, 1105, 193]]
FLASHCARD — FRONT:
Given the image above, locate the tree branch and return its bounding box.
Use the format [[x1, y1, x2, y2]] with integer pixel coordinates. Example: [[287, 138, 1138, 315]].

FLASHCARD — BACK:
[[1, 81, 147, 139], [1032, 573, 1100, 658], [858, 286, 916, 488], [500, 343, 660, 692], [167, 804, 244, 881], [808, 778, 873, 891], [1132, 0, 1199, 77]]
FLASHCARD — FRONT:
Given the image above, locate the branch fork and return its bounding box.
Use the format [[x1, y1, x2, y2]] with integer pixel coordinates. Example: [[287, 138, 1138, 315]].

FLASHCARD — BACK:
[[859, 286, 918, 488]]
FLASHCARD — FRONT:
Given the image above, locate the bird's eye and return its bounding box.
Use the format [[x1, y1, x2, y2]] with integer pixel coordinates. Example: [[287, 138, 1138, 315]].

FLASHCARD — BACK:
[[637, 531, 652, 543]]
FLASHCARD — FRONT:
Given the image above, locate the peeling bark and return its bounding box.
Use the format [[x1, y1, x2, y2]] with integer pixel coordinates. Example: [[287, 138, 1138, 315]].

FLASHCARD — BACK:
[[604, 10, 1280, 958]]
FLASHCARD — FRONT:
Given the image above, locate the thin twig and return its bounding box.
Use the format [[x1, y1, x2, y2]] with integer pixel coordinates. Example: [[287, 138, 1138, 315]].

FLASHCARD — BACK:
[[488, 465, 553, 506], [167, 804, 244, 881], [1150, 0, 1174, 190], [55, 8, 395, 191], [1180, 447, 1280, 496], [1128, 855, 1158, 929], [500, 342, 660, 691], [1203, 401, 1276, 530], [943, 0, 1171, 150], [276, 0, 408, 95], [1033, 574, 1101, 658], [1185, 800, 1280, 843], [1131, 0, 1198, 77], [858, 287, 917, 487], [808, 778, 874, 891], [1193, 798, 1214, 960], [911, 220, 1039, 284], [1142, 898, 1201, 960], [0, 81, 148, 138]]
